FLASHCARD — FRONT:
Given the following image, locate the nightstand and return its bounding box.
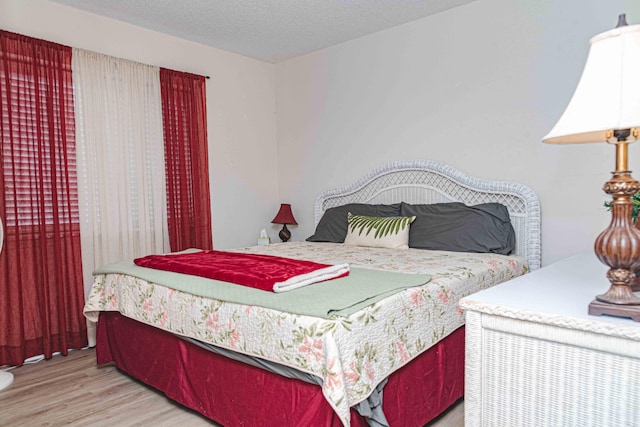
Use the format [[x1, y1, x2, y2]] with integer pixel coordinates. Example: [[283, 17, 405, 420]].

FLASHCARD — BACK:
[[459, 252, 640, 427]]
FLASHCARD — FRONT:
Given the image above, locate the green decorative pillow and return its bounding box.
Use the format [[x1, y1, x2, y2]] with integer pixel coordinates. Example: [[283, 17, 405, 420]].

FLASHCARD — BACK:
[[306, 203, 402, 243], [344, 213, 416, 249]]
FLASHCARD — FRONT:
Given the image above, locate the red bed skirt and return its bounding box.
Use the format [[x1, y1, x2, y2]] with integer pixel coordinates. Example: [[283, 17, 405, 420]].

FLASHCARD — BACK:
[[97, 312, 464, 426]]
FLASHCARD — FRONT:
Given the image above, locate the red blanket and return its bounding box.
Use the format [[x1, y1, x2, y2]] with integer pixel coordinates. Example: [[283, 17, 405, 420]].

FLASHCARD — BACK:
[[134, 250, 349, 292]]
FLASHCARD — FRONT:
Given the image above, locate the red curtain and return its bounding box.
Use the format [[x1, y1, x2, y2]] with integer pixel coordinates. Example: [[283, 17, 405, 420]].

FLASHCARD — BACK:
[[0, 31, 87, 366], [160, 68, 213, 252]]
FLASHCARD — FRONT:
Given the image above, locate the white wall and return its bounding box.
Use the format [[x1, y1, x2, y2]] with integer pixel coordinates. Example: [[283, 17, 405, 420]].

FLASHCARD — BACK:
[[4, 0, 640, 265], [276, 0, 640, 266], [0, 0, 279, 250]]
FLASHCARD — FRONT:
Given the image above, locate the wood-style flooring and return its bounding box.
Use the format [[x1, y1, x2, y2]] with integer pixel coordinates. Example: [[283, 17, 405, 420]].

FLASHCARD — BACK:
[[0, 348, 463, 426]]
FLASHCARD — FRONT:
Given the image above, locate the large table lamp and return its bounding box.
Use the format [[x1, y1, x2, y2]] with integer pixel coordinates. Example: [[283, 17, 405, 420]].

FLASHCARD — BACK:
[[543, 14, 640, 321], [271, 203, 297, 242]]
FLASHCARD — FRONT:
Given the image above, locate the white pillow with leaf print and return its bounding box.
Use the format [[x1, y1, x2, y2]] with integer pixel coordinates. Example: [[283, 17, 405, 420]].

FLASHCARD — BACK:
[[344, 213, 416, 249]]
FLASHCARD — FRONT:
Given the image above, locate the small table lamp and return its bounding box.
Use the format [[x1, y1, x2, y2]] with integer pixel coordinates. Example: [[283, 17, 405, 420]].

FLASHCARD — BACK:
[[543, 14, 640, 321], [271, 203, 297, 242]]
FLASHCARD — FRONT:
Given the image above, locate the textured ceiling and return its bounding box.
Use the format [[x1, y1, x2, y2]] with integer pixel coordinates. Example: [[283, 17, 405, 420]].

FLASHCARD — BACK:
[[51, 0, 476, 63]]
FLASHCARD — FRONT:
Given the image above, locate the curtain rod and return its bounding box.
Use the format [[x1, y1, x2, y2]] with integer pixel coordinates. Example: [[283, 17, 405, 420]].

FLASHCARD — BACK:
[[2, 30, 212, 79], [162, 65, 210, 80]]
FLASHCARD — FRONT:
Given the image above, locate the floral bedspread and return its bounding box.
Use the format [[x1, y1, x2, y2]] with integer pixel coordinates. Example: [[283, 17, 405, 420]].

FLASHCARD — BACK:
[[84, 242, 527, 426]]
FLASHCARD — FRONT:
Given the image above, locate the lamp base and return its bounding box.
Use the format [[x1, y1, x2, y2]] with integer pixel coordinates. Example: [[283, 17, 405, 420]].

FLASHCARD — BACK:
[[593, 162, 640, 312], [278, 224, 291, 243], [589, 299, 640, 322]]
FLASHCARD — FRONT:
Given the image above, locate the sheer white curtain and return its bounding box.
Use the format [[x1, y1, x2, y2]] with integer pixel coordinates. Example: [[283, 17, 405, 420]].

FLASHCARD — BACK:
[[72, 49, 169, 309]]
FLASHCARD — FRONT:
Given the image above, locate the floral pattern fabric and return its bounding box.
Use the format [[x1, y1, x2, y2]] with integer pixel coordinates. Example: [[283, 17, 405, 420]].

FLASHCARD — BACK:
[[84, 242, 527, 426]]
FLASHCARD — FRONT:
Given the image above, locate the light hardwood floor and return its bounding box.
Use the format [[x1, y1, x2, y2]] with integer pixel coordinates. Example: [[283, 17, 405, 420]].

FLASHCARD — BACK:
[[0, 348, 463, 426]]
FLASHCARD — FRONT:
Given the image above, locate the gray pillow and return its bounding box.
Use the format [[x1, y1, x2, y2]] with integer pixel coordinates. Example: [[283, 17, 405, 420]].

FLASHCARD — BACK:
[[399, 202, 516, 255], [307, 203, 401, 243]]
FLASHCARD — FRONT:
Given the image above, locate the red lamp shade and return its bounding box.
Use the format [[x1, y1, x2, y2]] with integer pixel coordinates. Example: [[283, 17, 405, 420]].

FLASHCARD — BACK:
[[271, 204, 297, 242], [271, 204, 297, 225]]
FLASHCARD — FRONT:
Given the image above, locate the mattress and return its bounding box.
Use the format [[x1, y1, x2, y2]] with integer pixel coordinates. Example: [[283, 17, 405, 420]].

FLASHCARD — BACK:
[[84, 241, 527, 425]]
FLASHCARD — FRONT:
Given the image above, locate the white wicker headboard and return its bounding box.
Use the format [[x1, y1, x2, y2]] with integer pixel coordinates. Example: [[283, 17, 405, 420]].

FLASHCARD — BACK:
[[314, 160, 541, 270]]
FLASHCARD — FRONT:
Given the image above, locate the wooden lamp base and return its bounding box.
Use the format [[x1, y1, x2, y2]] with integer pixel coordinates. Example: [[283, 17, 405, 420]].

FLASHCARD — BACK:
[[589, 299, 640, 321], [591, 139, 640, 322], [591, 181, 640, 322]]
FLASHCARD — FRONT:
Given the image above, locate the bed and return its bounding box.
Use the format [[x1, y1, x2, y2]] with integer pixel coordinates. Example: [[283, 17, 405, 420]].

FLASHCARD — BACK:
[[84, 159, 541, 427]]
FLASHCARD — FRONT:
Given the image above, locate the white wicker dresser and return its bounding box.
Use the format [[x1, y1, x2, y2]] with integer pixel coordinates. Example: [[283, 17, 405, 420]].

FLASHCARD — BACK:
[[460, 252, 640, 427]]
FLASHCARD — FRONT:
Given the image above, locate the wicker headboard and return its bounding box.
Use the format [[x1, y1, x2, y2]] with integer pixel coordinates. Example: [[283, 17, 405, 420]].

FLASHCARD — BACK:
[[314, 160, 541, 270]]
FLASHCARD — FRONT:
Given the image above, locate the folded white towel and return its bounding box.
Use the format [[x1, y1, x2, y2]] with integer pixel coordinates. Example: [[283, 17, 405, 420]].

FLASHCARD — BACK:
[[273, 263, 350, 293]]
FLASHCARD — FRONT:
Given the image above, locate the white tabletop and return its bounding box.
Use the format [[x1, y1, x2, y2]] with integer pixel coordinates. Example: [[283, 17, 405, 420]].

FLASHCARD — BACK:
[[459, 251, 640, 338]]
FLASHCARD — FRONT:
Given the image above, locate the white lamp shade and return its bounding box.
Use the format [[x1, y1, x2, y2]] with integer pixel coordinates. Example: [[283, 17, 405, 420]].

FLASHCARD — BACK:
[[543, 24, 640, 144]]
